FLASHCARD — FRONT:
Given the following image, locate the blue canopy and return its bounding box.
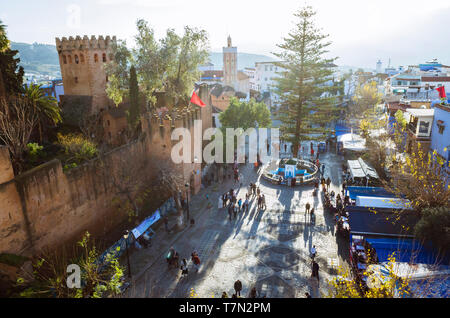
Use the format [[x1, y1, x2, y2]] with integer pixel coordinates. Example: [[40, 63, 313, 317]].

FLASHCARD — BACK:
[[335, 124, 352, 137], [131, 210, 161, 239], [363, 237, 446, 264], [346, 186, 395, 200]]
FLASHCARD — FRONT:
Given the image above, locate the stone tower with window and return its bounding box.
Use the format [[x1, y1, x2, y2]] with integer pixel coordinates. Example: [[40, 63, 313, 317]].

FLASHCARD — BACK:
[[55, 35, 116, 114], [223, 35, 237, 88]]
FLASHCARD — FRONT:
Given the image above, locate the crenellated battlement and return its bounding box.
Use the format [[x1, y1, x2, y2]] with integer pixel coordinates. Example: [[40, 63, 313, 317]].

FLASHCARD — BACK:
[[55, 35, 117, 51], [149, 106, 200, 127]]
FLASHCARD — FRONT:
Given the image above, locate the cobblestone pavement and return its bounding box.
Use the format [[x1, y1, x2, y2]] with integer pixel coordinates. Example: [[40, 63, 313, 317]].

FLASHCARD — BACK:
[[123, 151, 348, 298]]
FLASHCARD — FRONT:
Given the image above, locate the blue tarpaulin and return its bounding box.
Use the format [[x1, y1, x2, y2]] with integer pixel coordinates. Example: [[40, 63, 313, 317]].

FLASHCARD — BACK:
[[363, 237, 445, 264], [131, 210, 161, 239], [335, 124, 352, 137], [346, 186, 395, 200]]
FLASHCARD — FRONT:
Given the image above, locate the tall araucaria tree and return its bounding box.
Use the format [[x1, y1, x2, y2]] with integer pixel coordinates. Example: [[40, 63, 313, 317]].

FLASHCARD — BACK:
[[272, 6, 339, 156]]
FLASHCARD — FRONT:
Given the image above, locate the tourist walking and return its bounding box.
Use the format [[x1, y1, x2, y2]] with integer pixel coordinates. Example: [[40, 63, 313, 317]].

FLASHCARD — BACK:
[[257, 186, 261, 197], [321, 164, 325, 175], [257, 195, 262, 210], [249, 287, 257, 298], [234, 280, 243, 297], [233, 203, 238, 219], [311, 261, 320, 283], [326, 177, 331, 191], [191, 251, 201, 272], [261, 194, 266, 210], [244, 198, 249, 212], [305, 202, 311, 215], [180, 259, 188, 278], [228, 204, 233, 221], [238, 198, 242, 212], [310, 245, 317, 261]]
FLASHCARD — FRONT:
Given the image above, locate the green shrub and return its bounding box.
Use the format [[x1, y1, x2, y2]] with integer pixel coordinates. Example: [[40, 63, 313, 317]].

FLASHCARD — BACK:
[[56, 133, 98, 163], [414, 206, 450, 252], [26, 143, 46, 163], [63, 163, 78, 172]]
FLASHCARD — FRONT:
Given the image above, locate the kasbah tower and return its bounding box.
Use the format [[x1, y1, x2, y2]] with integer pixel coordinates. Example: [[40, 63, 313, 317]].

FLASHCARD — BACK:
[[223, 35, 237, 87], [55, 35, 116, 113]]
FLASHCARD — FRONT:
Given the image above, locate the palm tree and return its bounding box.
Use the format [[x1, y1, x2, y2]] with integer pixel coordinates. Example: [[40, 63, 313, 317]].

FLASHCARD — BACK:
[[24, 84, 62, 142]]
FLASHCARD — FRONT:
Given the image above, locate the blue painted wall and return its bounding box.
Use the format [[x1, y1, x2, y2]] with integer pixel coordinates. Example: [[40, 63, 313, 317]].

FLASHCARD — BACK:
[[430, 106, 450, 162]]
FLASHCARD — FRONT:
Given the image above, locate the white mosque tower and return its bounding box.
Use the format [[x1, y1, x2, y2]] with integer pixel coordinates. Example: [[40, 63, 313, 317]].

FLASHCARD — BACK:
[[376, 59, 383, 74]]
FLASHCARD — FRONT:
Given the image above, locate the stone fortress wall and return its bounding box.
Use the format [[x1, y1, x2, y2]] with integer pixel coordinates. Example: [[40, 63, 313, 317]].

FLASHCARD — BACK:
[[0, 83, 212, 257]]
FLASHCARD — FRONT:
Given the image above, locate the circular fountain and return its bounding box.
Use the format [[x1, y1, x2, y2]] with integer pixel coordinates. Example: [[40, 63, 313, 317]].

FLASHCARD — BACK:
[[262, 158, 319, 186]]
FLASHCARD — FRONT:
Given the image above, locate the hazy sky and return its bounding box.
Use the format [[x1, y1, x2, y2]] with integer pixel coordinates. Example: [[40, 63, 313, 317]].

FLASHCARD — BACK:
[[2, 0, 450, 68]]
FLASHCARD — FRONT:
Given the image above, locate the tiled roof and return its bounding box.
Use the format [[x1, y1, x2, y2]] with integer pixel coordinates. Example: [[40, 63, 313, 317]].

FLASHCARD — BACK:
[[201, 70, 223, 78], [421, 76, 450, 82]]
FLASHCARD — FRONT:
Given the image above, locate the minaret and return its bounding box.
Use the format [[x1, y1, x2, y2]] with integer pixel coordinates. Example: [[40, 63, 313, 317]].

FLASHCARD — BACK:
[[223, 35, 237, 87], [376, 59, 382, 74]]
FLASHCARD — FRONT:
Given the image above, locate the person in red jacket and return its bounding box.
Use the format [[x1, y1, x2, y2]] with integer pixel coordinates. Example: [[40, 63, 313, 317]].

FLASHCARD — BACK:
[[191, 251, 201, 272]]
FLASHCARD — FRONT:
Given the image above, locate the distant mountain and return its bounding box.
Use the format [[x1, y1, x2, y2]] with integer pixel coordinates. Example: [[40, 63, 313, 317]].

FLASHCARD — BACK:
[[208, 52, 275, 70], [337, 65, 376, 73], [10, 42, 60, 77], [8, 41, 278, 76]]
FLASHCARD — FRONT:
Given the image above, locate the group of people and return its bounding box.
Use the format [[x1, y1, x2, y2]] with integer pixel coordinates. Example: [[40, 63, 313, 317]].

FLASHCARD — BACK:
[[221, 188, 250, 221], [178, 249, 202, 279], [221, 281, 260, 298], [220, 182, 268, 221]]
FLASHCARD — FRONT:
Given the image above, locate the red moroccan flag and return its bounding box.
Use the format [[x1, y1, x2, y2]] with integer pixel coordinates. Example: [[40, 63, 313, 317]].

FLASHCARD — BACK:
[[436, 86, 447, 99], [190, 91, 206, 107]]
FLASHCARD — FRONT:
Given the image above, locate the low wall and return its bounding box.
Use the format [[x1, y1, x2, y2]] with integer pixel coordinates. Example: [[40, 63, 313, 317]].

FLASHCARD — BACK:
[[0, 136, 155, 256]]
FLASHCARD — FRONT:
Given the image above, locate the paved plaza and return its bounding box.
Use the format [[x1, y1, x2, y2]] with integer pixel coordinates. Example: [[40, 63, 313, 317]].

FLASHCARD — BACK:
[[123, 151, 349, 298]]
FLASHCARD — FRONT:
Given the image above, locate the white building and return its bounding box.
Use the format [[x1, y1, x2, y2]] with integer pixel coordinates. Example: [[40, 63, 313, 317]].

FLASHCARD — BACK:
[[254, 61, 283, 93], [376, 60, 383, 74], [243, 67, 256, 91]]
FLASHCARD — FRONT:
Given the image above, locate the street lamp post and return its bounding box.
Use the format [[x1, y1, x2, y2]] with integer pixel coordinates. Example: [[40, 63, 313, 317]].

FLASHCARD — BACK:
[[123, 230, 131, 278]]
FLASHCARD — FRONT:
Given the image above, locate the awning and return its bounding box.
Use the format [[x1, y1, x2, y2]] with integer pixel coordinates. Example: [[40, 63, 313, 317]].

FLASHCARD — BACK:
[[355, 196, 412, 209], [347, 158, 379, 180], [346, 186, 395, 200], [358, 158, 379, 179], [338, 133, 366, 151], [348, 160, 366, 179], [131, 210, 161, 239]]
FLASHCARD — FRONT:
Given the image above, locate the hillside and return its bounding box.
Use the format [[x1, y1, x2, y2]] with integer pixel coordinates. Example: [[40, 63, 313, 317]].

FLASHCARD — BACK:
[[208, 52, 275, 70], [10, 42, 61, 77], [10, 41, 367, 77], [10, 41, 276, 75]]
